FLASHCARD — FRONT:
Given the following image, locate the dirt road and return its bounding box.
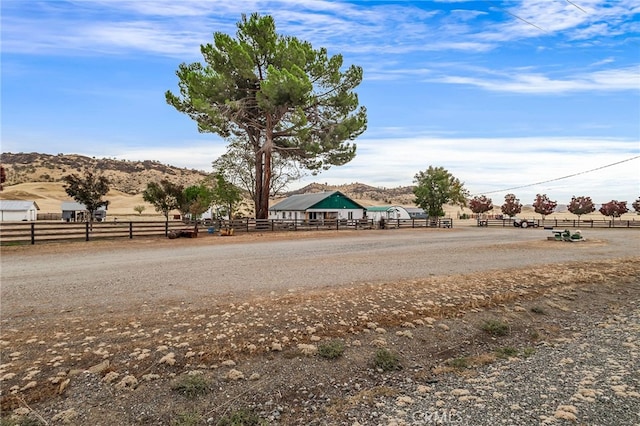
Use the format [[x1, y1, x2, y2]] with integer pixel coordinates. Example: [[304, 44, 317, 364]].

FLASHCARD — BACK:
[[2, 228, 638, 318]]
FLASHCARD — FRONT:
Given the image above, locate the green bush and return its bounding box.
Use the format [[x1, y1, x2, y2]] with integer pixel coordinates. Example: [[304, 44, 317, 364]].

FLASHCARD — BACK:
[[171, 374, 209, 398], [172, 411, 203, 426], [447, 357, 469, 369], [217, 409, 266, 426], [373, 348, 401, 372], [495, 346, 518, 359], [317, 340, 346, 359], [481, 319, 510, 336]]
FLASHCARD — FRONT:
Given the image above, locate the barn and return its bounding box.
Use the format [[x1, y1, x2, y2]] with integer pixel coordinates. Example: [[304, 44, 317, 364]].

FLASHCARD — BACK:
[[269, 191, 365, 222], [0, 200, 40, 222], [61, 202, 107, 222]]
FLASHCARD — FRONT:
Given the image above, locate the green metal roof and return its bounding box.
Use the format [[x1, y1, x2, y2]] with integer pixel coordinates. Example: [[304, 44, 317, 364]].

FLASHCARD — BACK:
[[365, 206, 394, 212], [269, 191, 364, 211]]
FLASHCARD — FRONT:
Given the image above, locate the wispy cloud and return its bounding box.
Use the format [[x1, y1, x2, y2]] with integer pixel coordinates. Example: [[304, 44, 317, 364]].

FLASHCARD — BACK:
[[435, 65, 640, 93]]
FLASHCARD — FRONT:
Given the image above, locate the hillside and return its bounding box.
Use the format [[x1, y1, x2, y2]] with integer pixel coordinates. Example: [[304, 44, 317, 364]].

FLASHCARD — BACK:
[[0, 153, 418, 214], [0, 152, 209, 195]]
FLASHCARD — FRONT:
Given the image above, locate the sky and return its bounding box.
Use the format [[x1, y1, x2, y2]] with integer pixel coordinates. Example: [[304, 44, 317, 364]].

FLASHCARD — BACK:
[[2, 0, 639, 205]]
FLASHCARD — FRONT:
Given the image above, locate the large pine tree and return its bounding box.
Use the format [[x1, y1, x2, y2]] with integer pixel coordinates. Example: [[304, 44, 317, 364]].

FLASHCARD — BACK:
[[166, 13, 367, 219]]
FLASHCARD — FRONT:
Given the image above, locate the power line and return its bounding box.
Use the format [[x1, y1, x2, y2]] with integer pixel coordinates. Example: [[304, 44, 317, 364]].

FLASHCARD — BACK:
[[482, 0, 547, 33], [566, 0, 588, 14], [475, 155, 640, 196]]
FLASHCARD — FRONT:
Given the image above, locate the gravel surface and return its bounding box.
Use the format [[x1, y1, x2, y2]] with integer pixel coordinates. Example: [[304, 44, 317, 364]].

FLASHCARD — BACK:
[[347, 297, 640, 426], [2, 227, 637, 317], [1, 227, 639, 425]]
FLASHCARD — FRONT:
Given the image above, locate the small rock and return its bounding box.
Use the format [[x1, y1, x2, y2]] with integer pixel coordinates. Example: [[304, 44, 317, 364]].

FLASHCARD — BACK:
[[103, 372, 119, 383], [226, 369, 244, 381], [88, 359, 110, 375], [51, 408, 78, 424], [159, 352, 176, 366], [115, 375, 138, 390], [297, 344, 318, 356]]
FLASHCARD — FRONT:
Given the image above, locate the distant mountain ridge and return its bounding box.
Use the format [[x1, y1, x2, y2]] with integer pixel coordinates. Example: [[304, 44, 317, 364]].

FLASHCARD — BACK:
[[0, 152, 416, 205]]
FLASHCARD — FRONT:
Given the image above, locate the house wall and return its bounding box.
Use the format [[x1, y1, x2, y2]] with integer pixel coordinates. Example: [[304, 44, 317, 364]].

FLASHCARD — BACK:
[[306, 209, 364, 220], [0, 208, 37, 222]]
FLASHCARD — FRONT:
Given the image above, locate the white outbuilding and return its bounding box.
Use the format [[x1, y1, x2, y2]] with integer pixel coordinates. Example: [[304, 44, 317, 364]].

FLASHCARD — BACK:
[[0, 200, 40, 222], [365, 205, 412, 221]]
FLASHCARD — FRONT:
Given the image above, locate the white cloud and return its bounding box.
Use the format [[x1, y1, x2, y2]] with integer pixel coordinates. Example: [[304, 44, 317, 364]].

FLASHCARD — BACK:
[[435, 65, 640, 93]]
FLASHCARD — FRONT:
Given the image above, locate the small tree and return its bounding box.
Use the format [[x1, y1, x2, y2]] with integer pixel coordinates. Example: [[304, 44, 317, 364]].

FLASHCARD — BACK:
[[143, 180, 183, 234], [501, 193, 522, 218], [133, 205, 146, 215], [599, 200, 628, 221], [567, 196, 595, 220], [532, 194, 557, 220], [413, 166, 468, 219], [62, 170, 110, 226], [211, 173, 244, 220], [0, 165, 6, 191], [469, 195, 493, 218], [181, 184, 216, 229], [213, 137, 304, 203], [632, 197, 640, 215]]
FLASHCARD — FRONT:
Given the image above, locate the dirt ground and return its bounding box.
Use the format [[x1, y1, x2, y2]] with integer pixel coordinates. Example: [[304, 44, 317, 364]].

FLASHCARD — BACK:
[[1, 230, 639, 425]]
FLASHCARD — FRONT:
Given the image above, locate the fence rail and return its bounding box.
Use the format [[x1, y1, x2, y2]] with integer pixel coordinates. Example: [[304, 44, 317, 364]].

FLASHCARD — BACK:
[[0, 221, 187, 245], [476, 218, 640, 229], [0, 217, 454, 245]]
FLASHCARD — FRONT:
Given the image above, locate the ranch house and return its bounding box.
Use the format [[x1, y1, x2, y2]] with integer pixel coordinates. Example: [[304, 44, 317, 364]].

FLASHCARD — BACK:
[[269, 191, 365, 222], [0, 200, 40, 222]]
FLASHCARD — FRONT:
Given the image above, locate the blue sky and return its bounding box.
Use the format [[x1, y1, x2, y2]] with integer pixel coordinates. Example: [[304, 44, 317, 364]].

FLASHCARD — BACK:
[[2, 0, 639, 204]]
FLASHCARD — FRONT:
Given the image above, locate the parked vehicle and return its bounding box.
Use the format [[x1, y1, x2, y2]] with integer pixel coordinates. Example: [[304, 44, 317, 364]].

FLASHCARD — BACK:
[[513, 218, 538, 228]]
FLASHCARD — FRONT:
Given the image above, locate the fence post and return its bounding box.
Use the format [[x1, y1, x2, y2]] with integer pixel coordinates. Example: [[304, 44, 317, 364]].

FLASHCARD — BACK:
[[85, 222, 90, 241], [129, 222, 133, 239], [31, 222, 35, 245], [165, 220, 168, 237]]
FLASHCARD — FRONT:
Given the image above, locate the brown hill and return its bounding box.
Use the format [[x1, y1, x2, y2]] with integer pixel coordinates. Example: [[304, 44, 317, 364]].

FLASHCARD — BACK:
[[1, 153, 417, 213], [286, 182, 415, 206], [0, 152, 209, 195]]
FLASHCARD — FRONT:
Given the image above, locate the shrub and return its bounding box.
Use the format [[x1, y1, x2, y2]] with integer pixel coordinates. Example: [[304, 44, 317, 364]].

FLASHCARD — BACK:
[[530, 306, 546, 315], [217, 409, 266, 426], [171, 374, 209, 398], [447, 357, 469, 370], [495, 347, 518, 359], [172, 411, 203, 426], [373, 348, 401, 372], [481, 319, 510, 336], [317, 340, 346, 359]]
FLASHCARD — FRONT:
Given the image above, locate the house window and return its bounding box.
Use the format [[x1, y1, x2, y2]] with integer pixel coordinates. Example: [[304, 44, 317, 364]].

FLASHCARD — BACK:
[[348, 211, 353, 220], [308, 212, 317, 220]]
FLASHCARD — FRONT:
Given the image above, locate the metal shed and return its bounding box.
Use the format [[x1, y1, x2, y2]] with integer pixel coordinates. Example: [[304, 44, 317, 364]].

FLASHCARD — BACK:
[[0, 200, 40, 222], [365, 205, 412, 221], [61, 202, 107, 222]]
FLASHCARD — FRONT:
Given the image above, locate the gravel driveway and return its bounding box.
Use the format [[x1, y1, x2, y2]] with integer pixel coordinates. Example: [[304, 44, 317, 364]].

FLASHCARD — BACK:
[[1, 228, 638, 318]]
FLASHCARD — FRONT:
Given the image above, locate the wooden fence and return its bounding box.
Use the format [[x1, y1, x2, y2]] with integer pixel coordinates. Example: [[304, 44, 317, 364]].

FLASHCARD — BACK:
[[0, 217, 454, 245], [0, 221, 187, 245], [476, 218, 640, 229]]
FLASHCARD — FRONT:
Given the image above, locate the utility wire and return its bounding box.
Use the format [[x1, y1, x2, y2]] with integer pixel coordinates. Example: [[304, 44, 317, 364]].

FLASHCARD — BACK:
[[566, 0, 588, 14], [475, 155, 640, 196], [482, 0, 547, 32]]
